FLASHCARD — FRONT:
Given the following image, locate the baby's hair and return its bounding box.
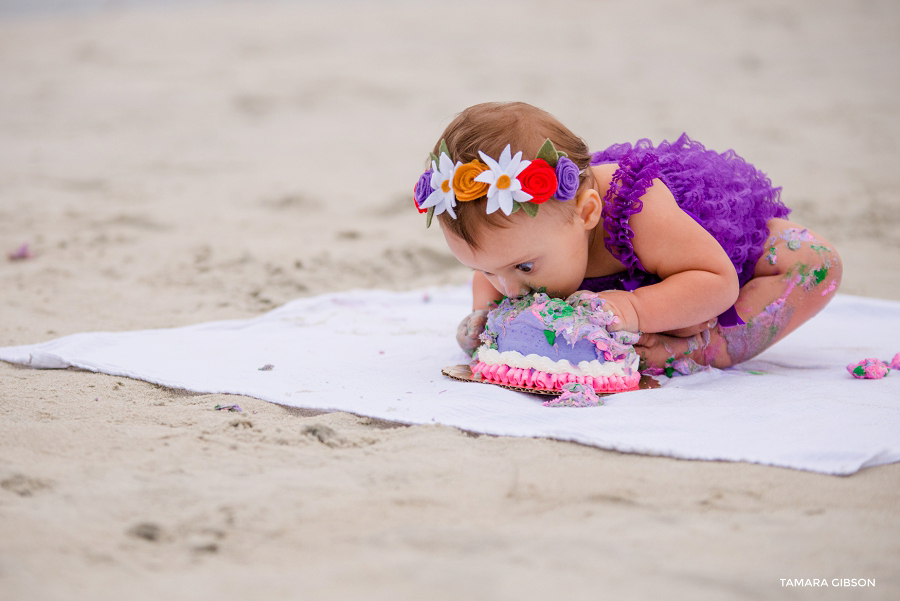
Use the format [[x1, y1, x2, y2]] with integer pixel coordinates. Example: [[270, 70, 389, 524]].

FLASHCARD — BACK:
[[434, 101, 592, 249]]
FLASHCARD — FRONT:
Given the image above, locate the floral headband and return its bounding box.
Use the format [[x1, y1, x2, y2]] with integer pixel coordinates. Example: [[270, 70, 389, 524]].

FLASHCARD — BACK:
[[413, 138, 580, 227]]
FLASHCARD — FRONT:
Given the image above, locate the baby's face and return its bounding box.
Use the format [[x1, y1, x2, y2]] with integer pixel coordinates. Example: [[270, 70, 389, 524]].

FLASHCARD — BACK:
[[443, 209, 591, 299]]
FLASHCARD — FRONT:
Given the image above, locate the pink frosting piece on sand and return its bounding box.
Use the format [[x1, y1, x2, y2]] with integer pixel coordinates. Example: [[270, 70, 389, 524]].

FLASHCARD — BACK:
[[846, 358, 890, 380]]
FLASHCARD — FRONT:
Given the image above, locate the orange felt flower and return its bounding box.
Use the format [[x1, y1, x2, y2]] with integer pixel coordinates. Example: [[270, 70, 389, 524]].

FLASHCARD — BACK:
[[452, 160, 490, 201]]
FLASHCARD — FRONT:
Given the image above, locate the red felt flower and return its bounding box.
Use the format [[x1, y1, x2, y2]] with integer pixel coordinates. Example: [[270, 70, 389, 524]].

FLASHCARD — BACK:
[[518, 159, 557, 203], [413, 184, 428, 214]]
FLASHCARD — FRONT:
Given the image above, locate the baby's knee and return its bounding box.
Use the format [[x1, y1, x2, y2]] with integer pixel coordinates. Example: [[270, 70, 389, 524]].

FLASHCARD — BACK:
[[764, 224, 841, 298], [798, 235, 841, 299], [818, 243, 842, 295], [727, 224, 842, 363]]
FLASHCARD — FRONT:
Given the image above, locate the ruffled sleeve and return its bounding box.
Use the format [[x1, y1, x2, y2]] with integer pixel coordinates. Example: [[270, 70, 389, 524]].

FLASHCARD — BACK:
[[597, 147, 661, 275]]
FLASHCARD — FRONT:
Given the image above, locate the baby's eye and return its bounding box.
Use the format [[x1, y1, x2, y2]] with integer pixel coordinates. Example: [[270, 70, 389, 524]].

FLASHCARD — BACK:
[[515, 262, 534, 273]]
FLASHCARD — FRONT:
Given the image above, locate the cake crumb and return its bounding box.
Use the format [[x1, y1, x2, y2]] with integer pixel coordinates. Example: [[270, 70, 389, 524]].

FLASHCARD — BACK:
[[543, 382, 604, 408]]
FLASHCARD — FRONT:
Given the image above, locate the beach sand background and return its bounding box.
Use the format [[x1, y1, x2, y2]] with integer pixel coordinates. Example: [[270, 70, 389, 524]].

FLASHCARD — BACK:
[[1, 0, 898, 599]]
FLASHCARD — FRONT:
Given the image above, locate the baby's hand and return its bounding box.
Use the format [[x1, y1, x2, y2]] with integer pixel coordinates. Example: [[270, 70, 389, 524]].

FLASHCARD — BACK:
[[456, 309, 489, 356], [569, 290, 640, 332]]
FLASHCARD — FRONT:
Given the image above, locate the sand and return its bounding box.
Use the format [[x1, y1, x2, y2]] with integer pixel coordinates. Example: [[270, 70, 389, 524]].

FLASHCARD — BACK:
[[1, 0, 898, 599]]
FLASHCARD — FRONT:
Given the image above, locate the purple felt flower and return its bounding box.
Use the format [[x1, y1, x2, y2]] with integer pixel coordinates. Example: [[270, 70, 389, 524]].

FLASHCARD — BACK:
[[554, 157, 579, 201], [413, 169, 434, 210]]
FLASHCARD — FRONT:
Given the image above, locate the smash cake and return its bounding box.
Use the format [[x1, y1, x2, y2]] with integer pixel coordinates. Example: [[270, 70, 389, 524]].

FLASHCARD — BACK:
[[471, 292, 642, 394]]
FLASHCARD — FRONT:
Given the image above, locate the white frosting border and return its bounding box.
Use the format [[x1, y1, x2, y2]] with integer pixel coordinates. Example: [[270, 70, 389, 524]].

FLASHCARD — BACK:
[[476, 347, 638, 378]]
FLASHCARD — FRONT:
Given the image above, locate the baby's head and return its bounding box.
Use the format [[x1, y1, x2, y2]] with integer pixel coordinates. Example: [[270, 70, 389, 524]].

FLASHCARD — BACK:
[[416, 102, 602, 298]]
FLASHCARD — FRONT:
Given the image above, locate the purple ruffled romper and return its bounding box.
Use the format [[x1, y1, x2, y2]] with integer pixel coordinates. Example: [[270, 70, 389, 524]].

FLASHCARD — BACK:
[[579, 133, 791, 327]]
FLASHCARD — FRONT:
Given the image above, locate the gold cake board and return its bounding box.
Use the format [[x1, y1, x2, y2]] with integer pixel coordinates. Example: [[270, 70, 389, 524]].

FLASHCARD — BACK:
[[442, 364, 659, 396]]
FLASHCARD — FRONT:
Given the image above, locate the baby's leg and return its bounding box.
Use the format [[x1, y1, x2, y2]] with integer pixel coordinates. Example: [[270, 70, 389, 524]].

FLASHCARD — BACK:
[[637, 218, 842, 370]]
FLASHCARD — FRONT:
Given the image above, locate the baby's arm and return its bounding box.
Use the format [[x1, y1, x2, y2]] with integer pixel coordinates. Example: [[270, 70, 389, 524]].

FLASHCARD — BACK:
[[456, 271, 505, 355], [599, 179, 740, 333], [636, 218, 841, 369], [472, 270, 505, 311]]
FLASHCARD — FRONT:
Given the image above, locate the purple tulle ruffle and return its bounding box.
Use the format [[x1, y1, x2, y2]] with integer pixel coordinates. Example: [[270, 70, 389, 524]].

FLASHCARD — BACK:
[[600, 150, 660, 274], [589, 133, 790, 289]]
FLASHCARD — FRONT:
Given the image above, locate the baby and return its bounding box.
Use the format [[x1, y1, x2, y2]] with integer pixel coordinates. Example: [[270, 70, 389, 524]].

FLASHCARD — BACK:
[[413, 102, 841, 371]]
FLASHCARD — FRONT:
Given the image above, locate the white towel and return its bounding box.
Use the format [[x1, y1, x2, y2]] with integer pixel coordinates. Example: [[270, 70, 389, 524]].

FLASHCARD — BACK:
[[2, 287, 898, 475]]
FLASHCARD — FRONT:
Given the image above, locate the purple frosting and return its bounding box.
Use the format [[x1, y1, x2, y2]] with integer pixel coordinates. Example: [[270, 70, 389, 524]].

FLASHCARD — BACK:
[[497, 312, 603, 364], [554, 156, 579, 201], [413, 169, 433, 208]]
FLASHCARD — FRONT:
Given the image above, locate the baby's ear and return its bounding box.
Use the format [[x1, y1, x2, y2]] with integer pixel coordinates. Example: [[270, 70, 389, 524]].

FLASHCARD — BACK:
[[575, 188, 603, 229]]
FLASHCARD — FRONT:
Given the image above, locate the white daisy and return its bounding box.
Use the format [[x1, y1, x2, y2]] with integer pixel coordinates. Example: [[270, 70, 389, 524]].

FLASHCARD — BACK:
[[418, 152, 459, 218], [474, 145, 532, 215]]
